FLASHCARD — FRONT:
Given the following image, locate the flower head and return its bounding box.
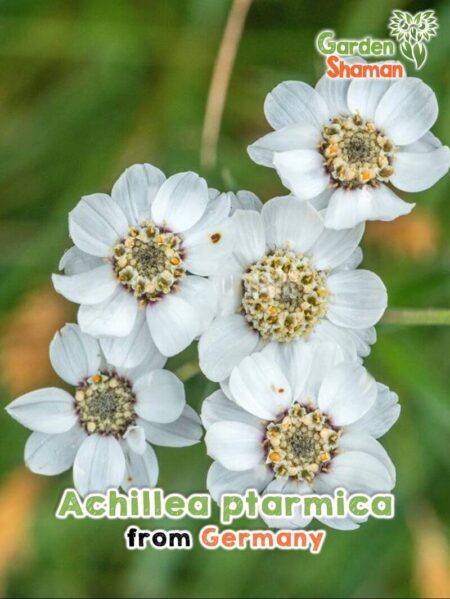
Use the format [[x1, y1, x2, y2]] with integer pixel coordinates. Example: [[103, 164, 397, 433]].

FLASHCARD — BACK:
[[53, 164, 234, 359], [248, 66, 450, 229], [6, 324, 202, 496], [199, 196, 386, 382], [202, 343, 399, 530]]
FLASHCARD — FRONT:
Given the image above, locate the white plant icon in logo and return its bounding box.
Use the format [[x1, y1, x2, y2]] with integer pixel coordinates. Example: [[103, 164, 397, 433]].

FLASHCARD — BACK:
[[388, 10, 438, 70]]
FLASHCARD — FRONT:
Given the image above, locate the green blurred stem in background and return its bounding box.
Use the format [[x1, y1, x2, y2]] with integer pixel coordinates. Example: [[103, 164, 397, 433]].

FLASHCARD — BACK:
[[382, 309, 450, 325]]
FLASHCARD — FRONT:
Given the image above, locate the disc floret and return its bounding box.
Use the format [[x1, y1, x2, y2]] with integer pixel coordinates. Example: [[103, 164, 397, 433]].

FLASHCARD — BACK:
[[112, 221, 185, 304], [265, 403, 341, 483], [241, 249, 328, 342], [75, 371, 136, 437], [320, 114, 396, 189]]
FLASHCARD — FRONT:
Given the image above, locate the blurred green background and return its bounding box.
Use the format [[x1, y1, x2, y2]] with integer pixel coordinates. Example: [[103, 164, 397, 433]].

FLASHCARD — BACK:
[[0, 0, 449, 597]]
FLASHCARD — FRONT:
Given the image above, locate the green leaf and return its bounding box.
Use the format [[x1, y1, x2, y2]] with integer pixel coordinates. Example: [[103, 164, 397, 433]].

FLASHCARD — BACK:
[[413, 42, 428, 69], [400, 41, 414, 60]]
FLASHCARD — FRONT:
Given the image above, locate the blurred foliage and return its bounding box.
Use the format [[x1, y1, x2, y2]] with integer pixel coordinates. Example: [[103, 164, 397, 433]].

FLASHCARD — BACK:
[[0, 0, 449, 598]]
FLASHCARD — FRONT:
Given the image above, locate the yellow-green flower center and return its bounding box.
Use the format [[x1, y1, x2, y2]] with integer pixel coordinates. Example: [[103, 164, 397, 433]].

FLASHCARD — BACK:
[[265, 403, 340, 483], [320, 114, 396, 189], [75, 371, 136, 437], [241, 249, 328, 342], [112, 221, 185, 305]]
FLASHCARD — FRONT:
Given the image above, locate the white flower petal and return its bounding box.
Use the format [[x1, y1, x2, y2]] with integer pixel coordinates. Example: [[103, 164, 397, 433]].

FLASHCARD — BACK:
[[122, 444, 159, 490], [316, 450, 394, 494], [324, 188, 371, 230], [69, 194, 129, 257], [205, 421, 264, 471], [73, 434, 126, 496], [324, 186, 414, 230], [180, 276, 218, 335], [347, 383, 400, 439], [219, 378, 233, 400], [338, 432, 396, 486], [134, 369, 185, 424], [209, 188, 221, 200], [201, 389, 263, 430], [345, 326, 376, 358], [231, 209, 266, 268], [300, 341, 345, 403], [138, 405, 202, 447], [146, 292, 201, 357], [339, 247, 363, 271], [311, 319, 362, 360], [183, 217, 234, 275], [262, 478, 313, 529], [347, 77, 396, 121], [261, 196, 324, 253], [184, 191, 231, 232], [310, 222, 364, 270], [401, 131, 442, 153], [199, 314, 261, 382], [229, 353, 292, 420], [374, 78, 438, 145], [230, 190, 263, 213], [151, 171, 208, 232], [78, 286, 137, 337], [211, 273, 243, 317], [261, 341, 313, 402], [59, 246, 103, 275], [25, 426, 86, 476], [273, 149, 330, 200], [248, 124, 320, 167], [52, 264, 117, 305], [391, 146, 450, 192], [207, 462, 273, 503], [50, 323, 101, 386], [114, 348, 167, 382], [181, 190, 233, 273], [318, 362, 377, 426], [111, 163, 165, 225], [124, 425, 147, 455], [264, 81, 329, 130], [308, 187, 333, 211], [327, 269, 387, 329], [6, 388, 77, 434], [315, 70, 353, 116], [100, 310, 165, 371]]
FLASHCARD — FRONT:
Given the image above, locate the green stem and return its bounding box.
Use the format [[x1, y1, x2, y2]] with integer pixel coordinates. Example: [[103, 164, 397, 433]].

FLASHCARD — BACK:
[[382, 309, 450, 326]]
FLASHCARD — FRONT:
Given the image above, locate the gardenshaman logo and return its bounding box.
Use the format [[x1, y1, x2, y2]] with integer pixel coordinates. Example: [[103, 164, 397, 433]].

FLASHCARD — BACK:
[[315, 9, 438, 79], [388, 10, 438, 70], [315, 31, 405, 79]]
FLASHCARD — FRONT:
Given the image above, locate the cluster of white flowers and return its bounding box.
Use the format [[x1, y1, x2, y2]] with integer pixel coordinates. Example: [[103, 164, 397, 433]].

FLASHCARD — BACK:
[[7, 67, 448, 531]]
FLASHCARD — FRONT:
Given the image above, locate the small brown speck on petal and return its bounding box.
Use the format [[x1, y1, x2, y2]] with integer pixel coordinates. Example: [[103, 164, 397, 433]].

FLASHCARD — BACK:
[[210, 232, 222, 244]]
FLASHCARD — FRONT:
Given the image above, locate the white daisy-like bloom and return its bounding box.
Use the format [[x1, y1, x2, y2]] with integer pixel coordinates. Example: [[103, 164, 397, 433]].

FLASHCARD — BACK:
[[198, 195, 386, 382], [202, 343, 400, 530], [248, 67, 450, 229], [52, 164, 234, 361], [5, 324, 202, 496]]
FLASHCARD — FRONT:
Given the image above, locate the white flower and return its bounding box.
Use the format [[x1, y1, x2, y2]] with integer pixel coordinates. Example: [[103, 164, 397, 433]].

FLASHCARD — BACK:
[[6, 324, 202, 496], [248, 68, 450, 229], [198, 196, 386, 382], [53, 164, 234, 359], [202, 344, 399, 530]]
